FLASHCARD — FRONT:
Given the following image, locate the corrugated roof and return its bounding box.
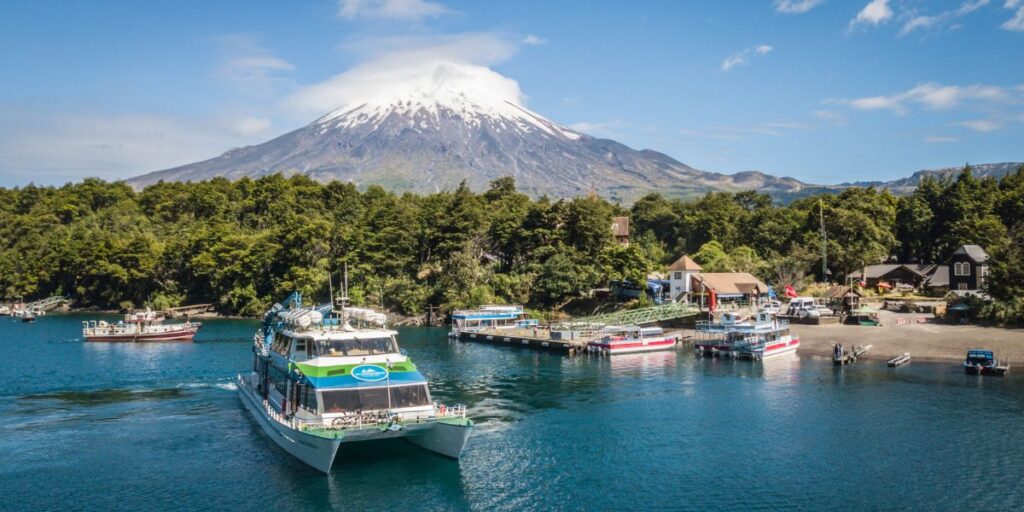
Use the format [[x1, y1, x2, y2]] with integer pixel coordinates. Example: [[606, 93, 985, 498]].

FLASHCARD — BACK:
[[951, 244, 989, 263], [611, 216, 630, 237], [849, 264, 934, 280], [668, 255, 702, 271], [693, 273, 768, 295], [925, 266, 949, 288]]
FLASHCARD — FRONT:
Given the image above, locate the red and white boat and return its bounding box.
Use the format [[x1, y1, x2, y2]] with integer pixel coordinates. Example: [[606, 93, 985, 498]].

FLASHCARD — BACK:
[[587, 326, 677, 355], [82, 309, 201, 342], [694, 310, 799, 360]]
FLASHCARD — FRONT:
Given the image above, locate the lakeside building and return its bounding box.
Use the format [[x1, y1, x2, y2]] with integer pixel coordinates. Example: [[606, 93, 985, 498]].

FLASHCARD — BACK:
[[849, 244, 989, 296], [691, 272, 769, 305], [667, 255, 702, 302], [611, 216, 630, 246]]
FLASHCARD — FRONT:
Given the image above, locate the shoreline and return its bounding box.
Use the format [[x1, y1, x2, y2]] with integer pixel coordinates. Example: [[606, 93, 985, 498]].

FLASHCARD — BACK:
[[789, 310, 1024, 364]]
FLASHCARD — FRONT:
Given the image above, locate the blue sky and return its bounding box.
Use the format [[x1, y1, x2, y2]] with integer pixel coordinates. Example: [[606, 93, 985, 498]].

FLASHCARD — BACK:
[[1, 0, 1022, 185]]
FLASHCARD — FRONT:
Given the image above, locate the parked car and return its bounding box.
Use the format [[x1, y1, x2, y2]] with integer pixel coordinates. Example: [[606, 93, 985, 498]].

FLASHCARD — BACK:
[[787, 297, 832, 318]]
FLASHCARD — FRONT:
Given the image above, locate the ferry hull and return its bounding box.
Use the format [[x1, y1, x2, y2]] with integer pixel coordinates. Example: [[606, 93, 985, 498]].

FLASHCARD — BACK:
[[238, 380, 341, 474], [589, 338, 677, 355], [85, 330, 198, 342], [406, 420, 473, 459], [238, 376, 473, 473]]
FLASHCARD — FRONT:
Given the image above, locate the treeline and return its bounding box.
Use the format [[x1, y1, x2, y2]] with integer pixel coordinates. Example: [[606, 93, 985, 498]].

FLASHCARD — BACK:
[[0, 167, 1022, 320]]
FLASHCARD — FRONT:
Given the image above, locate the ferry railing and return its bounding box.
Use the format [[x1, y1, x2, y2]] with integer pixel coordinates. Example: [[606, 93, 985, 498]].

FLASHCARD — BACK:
[[240, 375, 467, 433]]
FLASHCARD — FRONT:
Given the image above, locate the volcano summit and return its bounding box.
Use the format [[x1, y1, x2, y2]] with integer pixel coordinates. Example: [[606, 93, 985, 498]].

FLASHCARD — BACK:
[[128, 62, 808, 200]]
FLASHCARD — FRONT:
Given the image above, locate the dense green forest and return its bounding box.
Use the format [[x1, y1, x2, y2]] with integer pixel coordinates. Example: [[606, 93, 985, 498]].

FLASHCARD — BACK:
[[1, 166, 1023, 321]]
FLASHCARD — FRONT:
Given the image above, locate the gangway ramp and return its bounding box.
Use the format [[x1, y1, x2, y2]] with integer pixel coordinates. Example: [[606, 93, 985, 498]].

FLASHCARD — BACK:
[[557, 302, 700, 329]]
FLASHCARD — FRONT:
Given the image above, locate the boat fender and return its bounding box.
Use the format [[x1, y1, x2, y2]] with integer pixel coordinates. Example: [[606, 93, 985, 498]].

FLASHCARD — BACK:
[[439, 404, 446, 415]]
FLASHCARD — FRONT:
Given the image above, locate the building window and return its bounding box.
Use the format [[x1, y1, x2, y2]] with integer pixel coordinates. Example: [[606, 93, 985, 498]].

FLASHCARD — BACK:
[[954, 262, 970, 276], [958, 283, 969, 291], [981, 265, 989, 277], [674, 272, 682, 279]]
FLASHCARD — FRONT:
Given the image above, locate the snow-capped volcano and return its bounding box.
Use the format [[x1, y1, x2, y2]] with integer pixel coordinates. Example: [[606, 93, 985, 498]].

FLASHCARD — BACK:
[[128, 61, 808, 200]]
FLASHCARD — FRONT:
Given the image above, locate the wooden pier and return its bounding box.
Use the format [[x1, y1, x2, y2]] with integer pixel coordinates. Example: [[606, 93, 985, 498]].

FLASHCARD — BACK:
[[833, 344, 872, 366], [887, 353, 911, 367], [457, 327, 688, 356]]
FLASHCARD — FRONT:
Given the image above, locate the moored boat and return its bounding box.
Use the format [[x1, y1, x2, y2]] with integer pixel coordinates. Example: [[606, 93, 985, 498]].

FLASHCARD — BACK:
[[963, 349, 1009, 376], [82, 309, 201, 342], [694, 310, 799, 360], [587, 325, 677, 355], [239, 292, 472, 473], [448, 304, 537, 338]]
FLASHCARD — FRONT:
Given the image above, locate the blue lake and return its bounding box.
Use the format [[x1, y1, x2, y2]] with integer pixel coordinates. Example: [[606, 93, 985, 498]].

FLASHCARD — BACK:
[[2, 313, 1024, 511]]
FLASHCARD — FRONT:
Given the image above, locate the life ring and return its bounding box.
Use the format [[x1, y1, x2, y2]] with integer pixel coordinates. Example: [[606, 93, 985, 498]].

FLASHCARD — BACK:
[[332, 417, 345, 427]]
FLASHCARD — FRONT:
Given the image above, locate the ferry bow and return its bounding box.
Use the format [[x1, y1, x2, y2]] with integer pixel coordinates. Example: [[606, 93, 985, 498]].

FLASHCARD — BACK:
[[238, 292, 472, 473]]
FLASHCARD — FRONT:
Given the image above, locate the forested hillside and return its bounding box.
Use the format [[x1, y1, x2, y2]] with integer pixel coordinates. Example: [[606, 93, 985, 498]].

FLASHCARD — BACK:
[[1, 166, 1023, 320]]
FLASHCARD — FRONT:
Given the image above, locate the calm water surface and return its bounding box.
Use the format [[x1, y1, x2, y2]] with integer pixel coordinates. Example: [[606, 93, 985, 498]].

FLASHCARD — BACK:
[[2, 314, 1024, 511]]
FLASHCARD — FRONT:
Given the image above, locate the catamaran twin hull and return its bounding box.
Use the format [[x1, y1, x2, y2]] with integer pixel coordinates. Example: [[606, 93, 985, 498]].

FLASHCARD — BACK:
[[695, 338, 801, 359], [237, 375, 472, 473]]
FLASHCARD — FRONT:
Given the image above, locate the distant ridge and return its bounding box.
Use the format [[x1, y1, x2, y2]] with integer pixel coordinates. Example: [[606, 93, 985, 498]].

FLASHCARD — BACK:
[[844, 162, 1024, 194]]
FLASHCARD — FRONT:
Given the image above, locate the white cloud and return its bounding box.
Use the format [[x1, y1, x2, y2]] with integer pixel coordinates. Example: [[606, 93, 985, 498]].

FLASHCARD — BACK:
[[0, 105, 267, 184], [850, 0, 893, 27], [900, 0, 990, 36], [214, 35, 296, 98], [955, 119, 1003, 131], [568, 119, 627, 137], [721, 44, 773, 71], [283, 33, 521, 117], [1004, 0, 1024, 30], [337, 0, 450, 20], [522, 34, 548, 46], [811, 109, 844, 123], [231, 116, 272, 136], [925, 135, 960, 143], [773, 0, 824, 14], [845, 82, 1013, 115]]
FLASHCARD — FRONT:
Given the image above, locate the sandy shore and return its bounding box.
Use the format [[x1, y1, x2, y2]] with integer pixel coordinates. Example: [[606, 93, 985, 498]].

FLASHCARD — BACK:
[[790, 311, 1024, 364]]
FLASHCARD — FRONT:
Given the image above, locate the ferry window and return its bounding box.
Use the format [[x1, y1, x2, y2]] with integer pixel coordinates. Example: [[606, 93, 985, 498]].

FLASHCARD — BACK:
[[272, 335, 292, 356], [295, 339, 306, 352], [300, 384, 318, 412], [269, 366, 289, 396], [317, 337, 395, 357], [358, 388, 390, 410], [320, 387, 404, 412], [321, 390, 360, 413], [390, 385, 430, 408]]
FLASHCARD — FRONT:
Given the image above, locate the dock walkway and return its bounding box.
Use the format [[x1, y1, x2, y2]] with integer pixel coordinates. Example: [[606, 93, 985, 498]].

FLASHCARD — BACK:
[[458, 327, 689, 356]]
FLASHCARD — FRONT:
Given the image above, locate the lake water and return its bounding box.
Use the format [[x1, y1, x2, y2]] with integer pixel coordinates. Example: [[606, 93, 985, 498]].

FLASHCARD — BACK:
[[2, 314, 1024, 511]]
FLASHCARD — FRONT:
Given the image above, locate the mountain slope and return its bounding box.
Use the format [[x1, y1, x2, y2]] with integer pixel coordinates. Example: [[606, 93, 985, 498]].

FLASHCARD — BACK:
[[126, 66, 809, 201]]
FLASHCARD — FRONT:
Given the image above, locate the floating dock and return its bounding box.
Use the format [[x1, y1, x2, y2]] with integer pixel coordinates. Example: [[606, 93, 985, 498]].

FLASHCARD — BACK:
[[457, 327, 687, 356], [887, 353, 911, 367], [833, 344, 872, 366]]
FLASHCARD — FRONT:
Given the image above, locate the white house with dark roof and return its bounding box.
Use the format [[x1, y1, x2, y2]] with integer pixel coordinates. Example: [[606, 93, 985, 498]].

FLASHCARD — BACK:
[[948, 244, 989, 292], [667, 255, 702, 302]]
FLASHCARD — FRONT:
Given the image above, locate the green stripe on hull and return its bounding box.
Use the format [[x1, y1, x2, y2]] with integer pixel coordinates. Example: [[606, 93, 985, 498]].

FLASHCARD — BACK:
[[292, 361, 418, 377]]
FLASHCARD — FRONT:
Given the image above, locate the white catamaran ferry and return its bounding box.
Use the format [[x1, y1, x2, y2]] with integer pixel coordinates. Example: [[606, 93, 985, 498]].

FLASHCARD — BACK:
[[448, 304, 538, 338], [237, 292, 472, 473], [694, 310, 799, 360]]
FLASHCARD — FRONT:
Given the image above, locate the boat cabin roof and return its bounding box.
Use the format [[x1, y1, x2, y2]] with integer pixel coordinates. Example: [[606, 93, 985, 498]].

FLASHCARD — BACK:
[[279, 328, 398, 341], [967, 349, 994, 358]]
